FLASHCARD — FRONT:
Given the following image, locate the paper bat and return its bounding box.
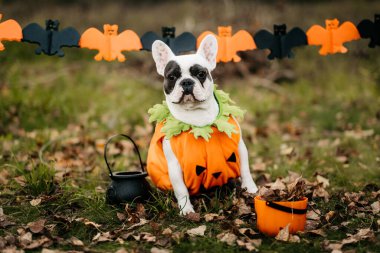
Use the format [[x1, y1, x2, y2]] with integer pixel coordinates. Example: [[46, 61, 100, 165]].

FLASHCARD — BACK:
[[80, 24, 142, 62], [22, 20, 80, 57], [307, 19, 360, 55], [140, 27, 196, 55], [197, 26, 256, 63], [254, 24, 307, 60], [357, 14, 380, 48], [0, 14, 23, 51]]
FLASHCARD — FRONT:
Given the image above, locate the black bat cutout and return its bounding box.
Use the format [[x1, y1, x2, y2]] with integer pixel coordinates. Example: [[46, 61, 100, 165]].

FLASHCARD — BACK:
[[254, 24, 307, 60], [22, 20, 80, 57], [357, 14, 380, 48], [140, 27, 196, 55]]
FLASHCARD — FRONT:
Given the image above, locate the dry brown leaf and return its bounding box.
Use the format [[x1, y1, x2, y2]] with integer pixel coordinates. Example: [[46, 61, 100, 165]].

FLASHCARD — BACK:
[[114, 248, 128, 253], [236, 239, 257, 252], [236, 198, 252, 216], [233, 218, 245, 227], [2, 246, 25, 253], [316, 175, 330, 188], [306, 209, 321, 221], [186, 225, 206, 237], [151, 247, 171, 253], [127, 218, 149, 230], [162, 228, 173, 235], [204, 213, 219, 222], [24, 236, 51, 250], [75, 218, 101, 229], [217, 232, 237, 246], [92, 232, 113, 243], [307, 229, 327, 237], [275, 224, 290, 241], [29, 198, 42, 207], [370, 201, 379, 214], [325, 211, 335, 222], [133, 232, 156, 242], [116, 212, 126, 222], [27, 219, 46, 234], [185, 212, 200, 222], [238, 228, 258, 238], [70, 236, 84, 246]]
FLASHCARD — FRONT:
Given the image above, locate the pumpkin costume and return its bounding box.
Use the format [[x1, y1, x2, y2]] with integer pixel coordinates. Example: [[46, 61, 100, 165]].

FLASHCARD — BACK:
[[147, 88, 245, 195]]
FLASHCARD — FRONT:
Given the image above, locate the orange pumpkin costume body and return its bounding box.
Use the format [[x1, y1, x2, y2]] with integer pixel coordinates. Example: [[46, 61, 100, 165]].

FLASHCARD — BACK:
[[147, 89, 244, 195]]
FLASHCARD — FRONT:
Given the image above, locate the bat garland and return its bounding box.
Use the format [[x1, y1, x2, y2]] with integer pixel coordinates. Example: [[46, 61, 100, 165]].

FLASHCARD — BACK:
[[22, 20, 80, 57], [197, 26, 256, 62], [80, 24, 142, 62], [0, 14, 22, 51], [140, 27, 196, 55], [307, 19, 360, 55], [1, 13, 380, 62], [254, 24, 307, 60]]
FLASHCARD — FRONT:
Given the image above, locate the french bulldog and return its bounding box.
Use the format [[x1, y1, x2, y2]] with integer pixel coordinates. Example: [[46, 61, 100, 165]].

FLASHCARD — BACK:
[[150, 34, 258, 215]]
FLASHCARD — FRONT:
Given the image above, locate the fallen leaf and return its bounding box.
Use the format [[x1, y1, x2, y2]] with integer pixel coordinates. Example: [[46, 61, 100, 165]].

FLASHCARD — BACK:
[[204, 213, 219, 222], [27, 219, 46, 234], [151, 247, 171, 253], [307, 229, 326, 237], [70, 236, 84, 246], [117, 212, 126, 222], [75, 218, 101, 229], [370, 201, 379, 214], [29, 198, 42, 206], [275, 224, 290, 241], [186, 225, 206, 237], [92, 232, 113, 243], [236, 198, 252, 216], [162, 228, 172, 235], [24, 236, 51, 250], [325, 211, 335, 222], [238, 228, 258, 238], [316, 175, 330, 188], [127, 218, 149, 230], [185, 212, 200, 222], [216, 232, 237, 246]]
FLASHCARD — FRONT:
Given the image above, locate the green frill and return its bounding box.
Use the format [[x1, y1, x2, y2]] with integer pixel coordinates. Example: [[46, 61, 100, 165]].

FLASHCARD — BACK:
[[148, 88, 245, 141]]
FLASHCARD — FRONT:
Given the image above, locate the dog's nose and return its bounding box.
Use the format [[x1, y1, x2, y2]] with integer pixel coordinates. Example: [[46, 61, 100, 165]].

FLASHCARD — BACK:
[[180, 79, 195, 95]]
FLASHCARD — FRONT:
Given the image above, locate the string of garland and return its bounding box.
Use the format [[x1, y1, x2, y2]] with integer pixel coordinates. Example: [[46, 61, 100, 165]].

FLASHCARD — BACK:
[[0, 13, 379, 62]]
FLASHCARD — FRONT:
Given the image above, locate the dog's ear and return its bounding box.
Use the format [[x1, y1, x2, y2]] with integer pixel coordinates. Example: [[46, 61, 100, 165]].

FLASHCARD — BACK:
[[197, 34, 218, 71], [152, 40, 175, 76]]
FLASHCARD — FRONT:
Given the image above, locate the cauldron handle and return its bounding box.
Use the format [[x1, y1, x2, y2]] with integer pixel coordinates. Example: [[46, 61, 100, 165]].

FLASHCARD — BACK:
[[104, 134, 145, 177]]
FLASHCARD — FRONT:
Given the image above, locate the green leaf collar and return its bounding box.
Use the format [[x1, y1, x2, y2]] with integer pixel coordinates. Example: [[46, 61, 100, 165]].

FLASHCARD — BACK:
[[148, 86, 245, 141]]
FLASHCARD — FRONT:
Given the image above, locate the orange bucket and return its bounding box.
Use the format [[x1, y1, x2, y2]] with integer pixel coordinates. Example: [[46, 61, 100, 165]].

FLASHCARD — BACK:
[[254, 196, 308, 237]]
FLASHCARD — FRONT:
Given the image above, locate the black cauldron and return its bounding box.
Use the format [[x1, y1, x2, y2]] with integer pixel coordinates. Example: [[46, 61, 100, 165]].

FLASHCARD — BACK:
[[104, 134, 151, 204]]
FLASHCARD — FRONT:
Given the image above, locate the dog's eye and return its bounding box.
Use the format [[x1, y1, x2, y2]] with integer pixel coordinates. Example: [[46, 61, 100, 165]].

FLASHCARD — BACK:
[[197, 71, 206, 79], [168, 75, 176, 81]]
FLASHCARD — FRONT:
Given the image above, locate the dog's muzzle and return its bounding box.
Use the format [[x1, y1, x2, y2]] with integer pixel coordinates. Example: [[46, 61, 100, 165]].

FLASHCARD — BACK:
[[180, 78, 195, 95]]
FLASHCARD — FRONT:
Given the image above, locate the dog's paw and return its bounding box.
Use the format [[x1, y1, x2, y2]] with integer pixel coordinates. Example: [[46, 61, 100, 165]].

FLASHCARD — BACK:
[[241, 181, 258, 194], [179, 203, 195, 216]]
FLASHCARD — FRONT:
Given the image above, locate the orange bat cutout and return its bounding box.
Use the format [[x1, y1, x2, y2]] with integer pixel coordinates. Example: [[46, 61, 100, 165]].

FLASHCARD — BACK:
[[0, 14, 22, 51], [197, 26, 256, 63], [80, 24, 142, 62], [307, 19, 360, 55]]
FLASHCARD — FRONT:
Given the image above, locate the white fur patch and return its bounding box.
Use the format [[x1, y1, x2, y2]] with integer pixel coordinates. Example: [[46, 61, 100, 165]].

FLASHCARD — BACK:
[[152, 40, 175, 76], [197, 35, 218, 70]]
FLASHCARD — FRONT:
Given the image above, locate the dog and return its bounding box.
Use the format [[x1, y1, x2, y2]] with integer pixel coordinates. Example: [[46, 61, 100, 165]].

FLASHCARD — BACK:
[[147, 35, 258, 215]]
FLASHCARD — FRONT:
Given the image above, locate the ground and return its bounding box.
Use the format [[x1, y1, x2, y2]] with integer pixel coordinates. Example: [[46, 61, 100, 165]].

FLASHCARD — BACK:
[[0, 0, 380, 252]]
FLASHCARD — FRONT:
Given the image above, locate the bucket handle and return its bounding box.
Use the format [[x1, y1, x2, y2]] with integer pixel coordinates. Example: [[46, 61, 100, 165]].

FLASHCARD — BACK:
[[266, 201, 307, 214], [104, 134, 145, 177]]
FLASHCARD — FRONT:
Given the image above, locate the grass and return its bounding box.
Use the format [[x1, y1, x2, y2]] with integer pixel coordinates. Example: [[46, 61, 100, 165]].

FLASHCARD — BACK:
[[1, 0, 380, 252]]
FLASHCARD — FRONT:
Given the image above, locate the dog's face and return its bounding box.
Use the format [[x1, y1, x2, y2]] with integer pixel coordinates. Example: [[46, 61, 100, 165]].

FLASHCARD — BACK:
[[152, 35, 218, 106]]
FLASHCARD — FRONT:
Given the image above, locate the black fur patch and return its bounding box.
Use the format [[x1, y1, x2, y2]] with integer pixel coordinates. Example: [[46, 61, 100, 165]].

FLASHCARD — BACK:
[[190, 64, 210, 86], [163, 61, 181, 94]]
